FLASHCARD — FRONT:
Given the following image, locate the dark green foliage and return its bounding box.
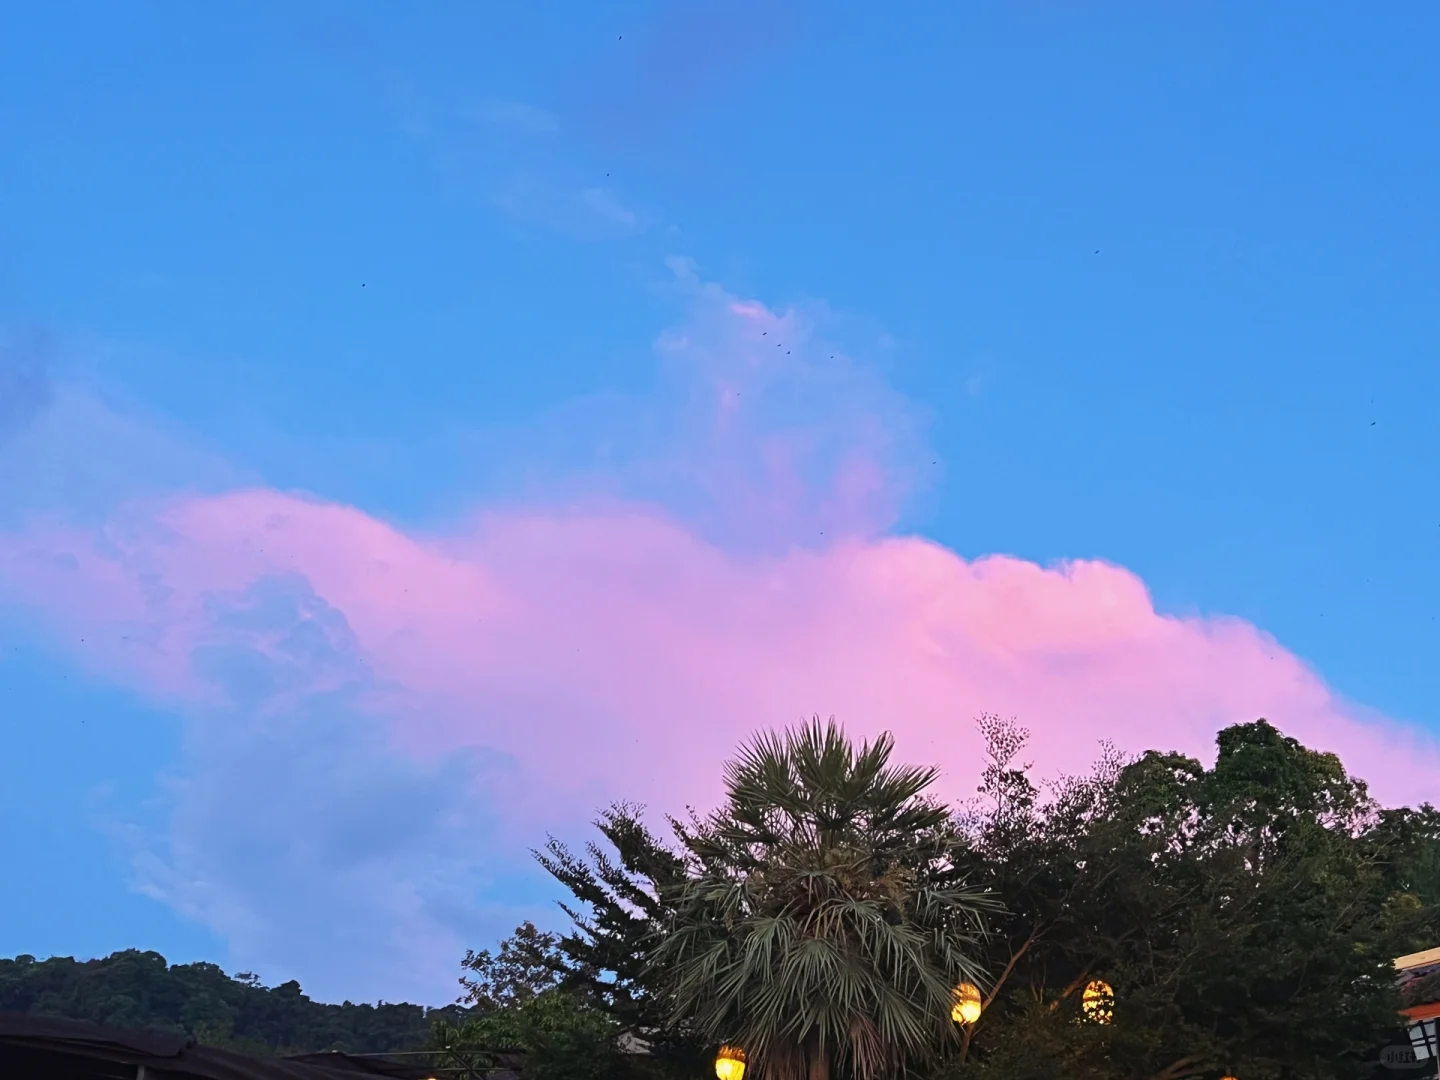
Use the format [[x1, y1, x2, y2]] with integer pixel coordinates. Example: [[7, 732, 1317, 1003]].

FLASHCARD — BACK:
[[432, 989, 629, 1080], [1370, 804, 1440, 909], [460, 921, 566, 1011], [950, 716, 1440, 1080], [536, 800, 704, 1072], [0, 949, 462, 1056]]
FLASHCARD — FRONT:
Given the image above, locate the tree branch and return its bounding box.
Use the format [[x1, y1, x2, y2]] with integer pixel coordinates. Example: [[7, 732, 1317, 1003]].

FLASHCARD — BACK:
[[984, 925, 1042, 1010]]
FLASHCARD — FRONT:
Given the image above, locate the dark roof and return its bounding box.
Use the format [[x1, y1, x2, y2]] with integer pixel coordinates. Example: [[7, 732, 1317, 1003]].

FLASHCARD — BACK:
[[0, 1013, 431, 1080]]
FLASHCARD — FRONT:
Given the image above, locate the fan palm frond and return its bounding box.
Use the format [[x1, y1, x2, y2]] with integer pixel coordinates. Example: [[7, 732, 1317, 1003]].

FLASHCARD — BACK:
[[653, 717, 997, 1080]]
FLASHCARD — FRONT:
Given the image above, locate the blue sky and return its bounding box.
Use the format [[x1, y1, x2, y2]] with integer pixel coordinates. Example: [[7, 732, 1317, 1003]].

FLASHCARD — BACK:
[[1, 1, 1437, 1004]]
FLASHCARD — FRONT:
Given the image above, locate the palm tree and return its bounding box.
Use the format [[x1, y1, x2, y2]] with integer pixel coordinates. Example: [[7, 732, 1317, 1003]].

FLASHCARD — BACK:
[[653, 717, 995, 1080]]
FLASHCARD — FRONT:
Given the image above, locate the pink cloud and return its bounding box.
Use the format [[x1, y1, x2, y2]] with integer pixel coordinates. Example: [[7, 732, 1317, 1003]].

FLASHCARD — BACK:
[[4, 487, 1436, 820], [729, 301, 768, 320]]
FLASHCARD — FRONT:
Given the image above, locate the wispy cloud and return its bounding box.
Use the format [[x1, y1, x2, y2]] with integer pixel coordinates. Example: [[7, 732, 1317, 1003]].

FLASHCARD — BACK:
[[448, 260, 927, 550], [117, 572, 515, 1004], [579, 186, 637, 227], [474, 99, 558, 134], [2, 267, 1435, 1003], [0, 374, 251, 528], [491, 171, 646, 239], [0, 327, 54, 445]]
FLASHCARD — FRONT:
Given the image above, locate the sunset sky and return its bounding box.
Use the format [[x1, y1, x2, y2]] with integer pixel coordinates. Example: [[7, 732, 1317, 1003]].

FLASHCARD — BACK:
[[2, 1, 1438, 1005]]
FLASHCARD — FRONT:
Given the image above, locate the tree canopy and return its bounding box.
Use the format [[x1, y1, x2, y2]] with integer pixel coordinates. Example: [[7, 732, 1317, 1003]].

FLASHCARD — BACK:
[[950, 715, 1440, 1080], [0, 949, 459, 1056], [459, 921, 567, 1012], [510, 715, 1440, 1080]]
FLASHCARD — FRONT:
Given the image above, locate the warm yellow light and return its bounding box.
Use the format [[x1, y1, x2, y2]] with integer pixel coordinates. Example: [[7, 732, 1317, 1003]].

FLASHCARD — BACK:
[[951, 982, 983, 1025], [716, 1045, 747, 1080], [1081, 980, 1114, 1024]]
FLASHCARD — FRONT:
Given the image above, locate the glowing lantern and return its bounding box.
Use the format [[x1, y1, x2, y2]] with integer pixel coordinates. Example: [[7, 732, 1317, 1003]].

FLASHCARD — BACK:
[[1081, 980, 1114, 1024], [715, 1046, 747, 1080], [951, 982, 983, 1025]]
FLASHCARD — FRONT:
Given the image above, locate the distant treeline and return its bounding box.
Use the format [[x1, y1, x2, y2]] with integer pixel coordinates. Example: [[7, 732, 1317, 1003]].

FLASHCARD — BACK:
[[0, 949, 467, 1056]]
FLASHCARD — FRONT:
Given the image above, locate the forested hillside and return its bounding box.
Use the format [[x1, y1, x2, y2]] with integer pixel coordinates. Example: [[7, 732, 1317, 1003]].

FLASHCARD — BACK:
[[0, 949, 466, 1056]]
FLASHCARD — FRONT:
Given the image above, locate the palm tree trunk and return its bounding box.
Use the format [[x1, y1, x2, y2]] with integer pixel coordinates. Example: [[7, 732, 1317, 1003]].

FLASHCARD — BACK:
[[806, 1033, 830, 1080]]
